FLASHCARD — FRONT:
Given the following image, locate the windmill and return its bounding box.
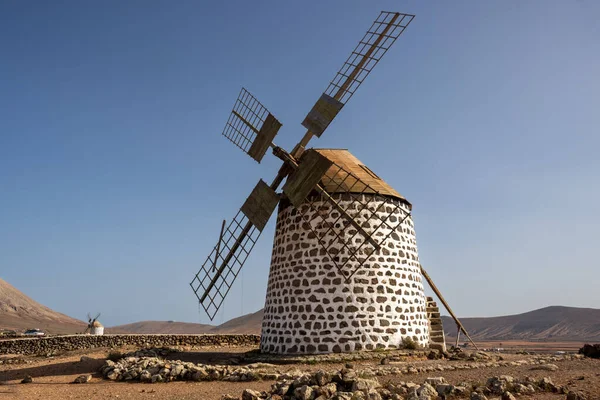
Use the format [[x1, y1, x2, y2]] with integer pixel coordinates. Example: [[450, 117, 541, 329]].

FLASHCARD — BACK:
[[191, 11, 476, 354], [84, 312, 104, 335]]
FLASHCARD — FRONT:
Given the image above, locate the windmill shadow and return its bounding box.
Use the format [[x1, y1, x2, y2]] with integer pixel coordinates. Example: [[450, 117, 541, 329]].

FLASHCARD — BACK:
[[166, 349, 298, 366]]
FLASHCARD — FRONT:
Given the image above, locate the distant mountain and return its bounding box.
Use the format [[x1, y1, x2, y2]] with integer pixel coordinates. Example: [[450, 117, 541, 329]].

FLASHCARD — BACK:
[[0, 278, 86, 334], [442, 306, 600, 341], [3, 277, 597, 342], [107, 321, 215, 334], [112, 306, 600, 341], [108, 309, 264, 335], [210, 309, 263, 334]]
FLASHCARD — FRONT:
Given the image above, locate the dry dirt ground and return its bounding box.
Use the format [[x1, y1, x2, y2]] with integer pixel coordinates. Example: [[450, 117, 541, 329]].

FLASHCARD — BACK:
[[1, 345, 599, 400], [463, 341, 585, 353]]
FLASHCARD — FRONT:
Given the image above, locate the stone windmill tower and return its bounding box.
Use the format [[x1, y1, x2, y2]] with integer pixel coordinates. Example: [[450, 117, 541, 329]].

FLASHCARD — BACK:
[[191, 11, 475, 354], [260, 149, 428, 354]]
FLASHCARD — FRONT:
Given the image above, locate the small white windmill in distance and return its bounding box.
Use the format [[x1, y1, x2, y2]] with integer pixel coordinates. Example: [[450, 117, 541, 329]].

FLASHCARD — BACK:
[[84, 312, 104, 335]]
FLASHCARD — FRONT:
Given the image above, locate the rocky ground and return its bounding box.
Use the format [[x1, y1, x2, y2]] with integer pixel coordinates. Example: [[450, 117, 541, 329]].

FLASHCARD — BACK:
[[0, 345, 598, 400]]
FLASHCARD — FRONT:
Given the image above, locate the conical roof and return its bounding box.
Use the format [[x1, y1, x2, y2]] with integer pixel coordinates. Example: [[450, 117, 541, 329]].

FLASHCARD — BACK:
[[91, 320, 103, 328], [312, 149, 410, 207]]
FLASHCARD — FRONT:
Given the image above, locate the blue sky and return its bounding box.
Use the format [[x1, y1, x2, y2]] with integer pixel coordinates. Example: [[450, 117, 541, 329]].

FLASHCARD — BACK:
[[1, 1, 599, 327]]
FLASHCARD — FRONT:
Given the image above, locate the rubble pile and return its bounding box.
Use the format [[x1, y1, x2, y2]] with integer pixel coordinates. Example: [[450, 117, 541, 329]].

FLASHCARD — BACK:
[[100, 357, 278, 383], [99, 350, 581, 385], [97, 350, 588, 399], [234, 369, 572, 400]]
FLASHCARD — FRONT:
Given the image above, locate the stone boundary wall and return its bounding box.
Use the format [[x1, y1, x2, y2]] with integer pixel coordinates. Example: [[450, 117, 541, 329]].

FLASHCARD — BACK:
[[0, 334, 260, 356]]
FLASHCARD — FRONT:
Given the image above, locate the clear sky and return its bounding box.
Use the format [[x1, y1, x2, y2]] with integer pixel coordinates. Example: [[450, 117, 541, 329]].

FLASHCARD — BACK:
[[1, 1, 599, 327]]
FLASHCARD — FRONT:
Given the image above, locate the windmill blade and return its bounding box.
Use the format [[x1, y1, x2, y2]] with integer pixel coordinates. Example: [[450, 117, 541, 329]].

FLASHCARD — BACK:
[[282, 150, 333, 208], [222, 87, 282, 163], [191, 179, 279, 320], [190, 206, 266, 321], [240, 179, 280, 231], [94, 312, 101, 321], [87, 312, 91, 321], [301, 11, 414, 138]]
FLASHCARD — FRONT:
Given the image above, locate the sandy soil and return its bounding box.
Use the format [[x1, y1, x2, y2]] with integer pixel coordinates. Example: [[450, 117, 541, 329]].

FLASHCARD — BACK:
[[1, 346, 599, 400], [465, 340, 586, 353]]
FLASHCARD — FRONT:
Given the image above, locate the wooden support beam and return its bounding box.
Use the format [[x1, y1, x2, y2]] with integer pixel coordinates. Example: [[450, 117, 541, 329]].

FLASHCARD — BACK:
[[232, 110, 259, 134], [420, 264, 478, 350], [455, 326, 461, 348], [212, 219, 226, 272], [313, 183, 380, 250]]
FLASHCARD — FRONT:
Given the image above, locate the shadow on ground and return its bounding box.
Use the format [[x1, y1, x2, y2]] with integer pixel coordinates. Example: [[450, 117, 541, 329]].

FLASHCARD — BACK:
[[166, 350, 299, 366], [0, 358, 105, 382]]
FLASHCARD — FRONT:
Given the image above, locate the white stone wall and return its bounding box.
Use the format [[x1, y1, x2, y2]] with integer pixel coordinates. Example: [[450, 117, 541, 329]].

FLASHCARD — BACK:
[[260, 194, 429, 354]]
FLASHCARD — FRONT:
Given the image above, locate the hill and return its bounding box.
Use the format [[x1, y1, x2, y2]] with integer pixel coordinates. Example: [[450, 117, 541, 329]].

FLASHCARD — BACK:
[[3, 276, 597, 341], [210, 309, 263, 334], [108, 309, 264, 335], [107, 321, 215, 334], [0, 278, 86, 334], [443, 306, 600, 341], [112, 306, 600, 341]]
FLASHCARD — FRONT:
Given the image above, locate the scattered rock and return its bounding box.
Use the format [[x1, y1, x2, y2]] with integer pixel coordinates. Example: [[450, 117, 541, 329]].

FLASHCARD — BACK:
[[294, 385, 313, 400], [242, 389, 262, 400], [352, 378, 380, 393], [417, 382, 438, 398], [470, 392, 488, 400], [578, 344, 600, 359], [243, 362, 270, 369], [501, 391, 516, 400], [436, 383, 455, 397], [425, 377, 446, 385], [538, 377, 557, 392], [73, 374, 92, 384], [487, 376, 514, 395], [566, 390, 588, 400], [531, 363, 559, 371], [332, 393, 353, 400], [512, 383, 531, 394], [313, 370, 331, 386], [405, 389, 420, 400], [21, 375, 33, 384], [140, 370, 152, 382], [59, 345, 588, 400], [453, 385, 467, 395]]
